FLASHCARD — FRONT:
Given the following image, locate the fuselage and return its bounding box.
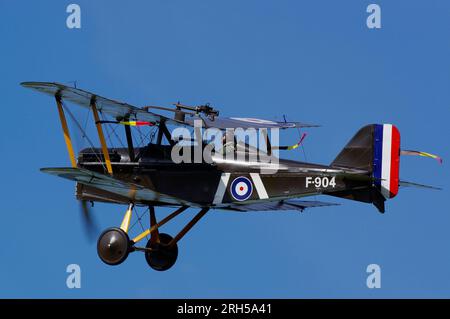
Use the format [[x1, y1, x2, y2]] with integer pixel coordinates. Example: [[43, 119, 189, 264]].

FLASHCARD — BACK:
[[76, 143, 369, 208]]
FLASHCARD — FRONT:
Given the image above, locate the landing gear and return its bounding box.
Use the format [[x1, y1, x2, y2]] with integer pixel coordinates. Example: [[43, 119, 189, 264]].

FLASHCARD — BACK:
[[97, 227, 131, 265], [145, 233, 178, 271], [96, 205, 209, 271]]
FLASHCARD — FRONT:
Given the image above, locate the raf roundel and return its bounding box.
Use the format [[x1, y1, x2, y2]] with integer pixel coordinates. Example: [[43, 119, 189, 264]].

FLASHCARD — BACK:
[[230, 176, 253, 201]]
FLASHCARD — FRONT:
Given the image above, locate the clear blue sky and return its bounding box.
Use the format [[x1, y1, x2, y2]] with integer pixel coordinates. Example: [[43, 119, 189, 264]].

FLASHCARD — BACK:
[[0, 0, 448, 298]]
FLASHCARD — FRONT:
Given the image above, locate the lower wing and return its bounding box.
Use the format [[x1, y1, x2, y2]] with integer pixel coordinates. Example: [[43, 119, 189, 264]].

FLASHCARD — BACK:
[[41, 167, 197, 206], [218, 200, 339, 212]]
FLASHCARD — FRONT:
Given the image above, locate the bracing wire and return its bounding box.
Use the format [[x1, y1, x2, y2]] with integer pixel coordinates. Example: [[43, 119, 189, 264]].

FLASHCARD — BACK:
[[62, 102, 106, 171], [99, 112, 130, 151], [129, 207, 150, 241], [135, 125, 147, 147], [296, 126, 318, 202], [109, 124, 126, 149]]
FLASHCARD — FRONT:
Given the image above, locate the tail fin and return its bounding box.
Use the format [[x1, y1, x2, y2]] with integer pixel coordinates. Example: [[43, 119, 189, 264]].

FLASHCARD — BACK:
[[330, 124, 401, 212], [331, 124, 375, 172]]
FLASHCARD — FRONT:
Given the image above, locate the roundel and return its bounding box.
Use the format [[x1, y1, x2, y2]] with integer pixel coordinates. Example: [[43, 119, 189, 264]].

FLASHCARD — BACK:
[[230, 176, 253, 201]]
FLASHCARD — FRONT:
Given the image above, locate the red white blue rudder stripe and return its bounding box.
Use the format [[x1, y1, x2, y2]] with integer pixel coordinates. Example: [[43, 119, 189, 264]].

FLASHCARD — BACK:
[[373, 124, 401, 199]]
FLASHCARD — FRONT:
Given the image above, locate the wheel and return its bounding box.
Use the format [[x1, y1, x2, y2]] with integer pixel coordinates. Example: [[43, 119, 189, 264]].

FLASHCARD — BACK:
[[145, 233, 178, 271], [97, 227, 130, 265]]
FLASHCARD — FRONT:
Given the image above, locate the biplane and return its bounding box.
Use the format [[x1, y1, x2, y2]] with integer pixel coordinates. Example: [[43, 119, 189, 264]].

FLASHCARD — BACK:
[[21, 82, 442, 271]]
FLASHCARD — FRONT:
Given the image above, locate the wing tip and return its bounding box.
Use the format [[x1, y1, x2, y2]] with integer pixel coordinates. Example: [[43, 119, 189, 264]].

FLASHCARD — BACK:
[[21, 81, 62, 90], [284, 122, 321, 129], [20, 81, 37, 88], [40, 167, 82, 174]]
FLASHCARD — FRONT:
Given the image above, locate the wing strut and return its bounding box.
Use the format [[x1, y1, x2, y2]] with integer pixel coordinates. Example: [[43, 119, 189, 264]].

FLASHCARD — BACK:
[[55, 95, 77, 168], [132, 207, 209, 249], [90, 97, 113, 174], [132, 206, 189, 243], [156, 120, 175, 146], [124, 122, 135, 162], [168, 208, 209, 247]]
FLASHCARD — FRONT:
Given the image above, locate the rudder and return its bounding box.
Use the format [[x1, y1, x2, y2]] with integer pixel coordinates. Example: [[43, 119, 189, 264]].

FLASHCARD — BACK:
[[372, 124, 400, 199]]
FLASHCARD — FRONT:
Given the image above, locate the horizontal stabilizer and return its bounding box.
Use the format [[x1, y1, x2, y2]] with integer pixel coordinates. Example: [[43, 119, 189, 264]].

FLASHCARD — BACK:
[[399, 180, 442, 191]]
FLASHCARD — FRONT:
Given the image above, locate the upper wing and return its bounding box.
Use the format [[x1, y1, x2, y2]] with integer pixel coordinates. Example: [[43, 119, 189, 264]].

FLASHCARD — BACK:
[[218, 199, 339, 212], [41, 167, 197, 206], [22, 82, 317, 130], [192, 116, 319, 130], [21, 82, 184, 126]]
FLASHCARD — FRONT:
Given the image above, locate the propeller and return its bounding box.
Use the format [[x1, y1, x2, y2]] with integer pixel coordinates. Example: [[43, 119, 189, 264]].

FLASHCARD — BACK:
[[79, 200, 99, 243]]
